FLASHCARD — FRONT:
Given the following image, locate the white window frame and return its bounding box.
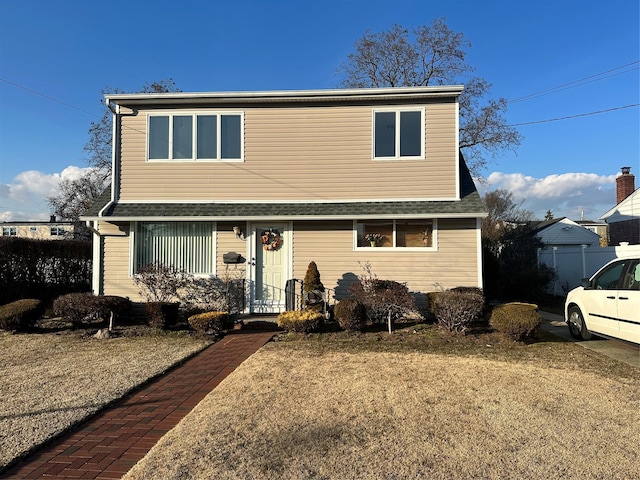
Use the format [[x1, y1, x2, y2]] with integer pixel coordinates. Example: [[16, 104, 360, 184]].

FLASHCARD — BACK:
[[2, 227, 17, 236], [372, 107, 425, 160], [130, 221, 217, 277], [147, 111, 244, 162], [353, 219, 437, 251]]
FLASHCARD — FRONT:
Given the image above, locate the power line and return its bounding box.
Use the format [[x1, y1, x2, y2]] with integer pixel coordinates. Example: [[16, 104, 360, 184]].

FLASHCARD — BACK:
[[507, 61, 640, 104], [508, 104, 639, 127], [0, 77, 99, 118]]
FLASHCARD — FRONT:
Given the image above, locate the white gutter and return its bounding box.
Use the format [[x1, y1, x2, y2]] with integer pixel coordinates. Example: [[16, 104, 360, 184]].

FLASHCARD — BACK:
[[97, 99, 119, 218]]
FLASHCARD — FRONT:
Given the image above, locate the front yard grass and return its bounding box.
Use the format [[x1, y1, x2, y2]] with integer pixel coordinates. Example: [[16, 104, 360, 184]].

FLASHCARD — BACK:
[[123, 324, 640, 480], [0, 324, 211, 471]]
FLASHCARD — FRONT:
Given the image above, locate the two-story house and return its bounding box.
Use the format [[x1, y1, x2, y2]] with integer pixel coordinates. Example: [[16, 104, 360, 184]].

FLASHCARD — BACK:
[[83, 86, 486, 313]]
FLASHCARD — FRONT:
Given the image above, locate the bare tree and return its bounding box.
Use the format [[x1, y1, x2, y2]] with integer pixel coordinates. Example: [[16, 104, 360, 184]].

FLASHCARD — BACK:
[[481, 188, 532, 246], [49, 79, 180, 220], [337, 19, 522, 174]]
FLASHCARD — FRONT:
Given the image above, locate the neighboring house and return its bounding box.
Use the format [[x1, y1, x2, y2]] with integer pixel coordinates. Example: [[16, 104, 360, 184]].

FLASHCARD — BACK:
[[575, 219, 608, 246], [1, 216, 83, 240], [530, 217, 601, 248], [82, 86, 486, 313], [601, 167, 639, 246]]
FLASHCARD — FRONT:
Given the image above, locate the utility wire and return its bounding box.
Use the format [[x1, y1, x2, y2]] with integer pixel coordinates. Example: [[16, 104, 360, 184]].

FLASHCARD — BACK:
[[507, 61, 640, 104], [509, 104, 639, 126]]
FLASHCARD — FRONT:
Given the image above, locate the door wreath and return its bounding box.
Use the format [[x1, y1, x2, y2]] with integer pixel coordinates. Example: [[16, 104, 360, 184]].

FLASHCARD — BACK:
[[261, 228, 282, 251]]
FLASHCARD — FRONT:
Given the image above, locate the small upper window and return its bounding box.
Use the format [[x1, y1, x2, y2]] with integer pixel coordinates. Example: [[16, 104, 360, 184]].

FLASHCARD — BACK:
[[2, 227, 17, 237], [148, 112, 243, 161], [373, 109, 424, 159], [50, 227, 66, 236]]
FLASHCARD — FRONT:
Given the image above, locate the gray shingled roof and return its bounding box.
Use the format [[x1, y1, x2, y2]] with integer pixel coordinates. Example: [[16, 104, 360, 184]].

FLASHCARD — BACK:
[[83, 158, 485, 220]]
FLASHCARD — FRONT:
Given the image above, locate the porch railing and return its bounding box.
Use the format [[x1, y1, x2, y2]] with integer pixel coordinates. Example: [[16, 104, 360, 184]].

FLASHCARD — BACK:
[[285, 278, 334, 318]]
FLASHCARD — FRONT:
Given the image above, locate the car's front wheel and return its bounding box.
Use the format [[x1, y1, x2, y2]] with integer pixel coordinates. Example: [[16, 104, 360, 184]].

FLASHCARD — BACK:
[[568, 306, 592, 340]]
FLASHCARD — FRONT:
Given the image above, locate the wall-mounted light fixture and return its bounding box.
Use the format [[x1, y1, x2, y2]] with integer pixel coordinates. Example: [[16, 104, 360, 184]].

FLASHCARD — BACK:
[[233, 226, 245, 240]]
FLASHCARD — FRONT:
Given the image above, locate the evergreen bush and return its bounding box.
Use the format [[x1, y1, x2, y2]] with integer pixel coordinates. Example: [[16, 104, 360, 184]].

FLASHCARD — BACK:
[[303, 261, 325, 312], [334, 298, 367, 331], [489, 302, 542, 341], [188, 311, 229, 334], [0, 299, 44, 331], [277, 310, 323, 333]]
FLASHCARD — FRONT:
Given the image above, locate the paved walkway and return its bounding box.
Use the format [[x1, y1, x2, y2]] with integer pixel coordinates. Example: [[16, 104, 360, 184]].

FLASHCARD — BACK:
[[540, 311, 640, 368], [0, 328, 275, 480]]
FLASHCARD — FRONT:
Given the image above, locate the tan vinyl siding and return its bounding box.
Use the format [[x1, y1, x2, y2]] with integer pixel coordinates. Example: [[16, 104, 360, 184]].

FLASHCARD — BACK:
[[292, 219, 478, 300], [99, 222, 140, 299], [118, 102, 458, 202], [216, 221, 247, 279]]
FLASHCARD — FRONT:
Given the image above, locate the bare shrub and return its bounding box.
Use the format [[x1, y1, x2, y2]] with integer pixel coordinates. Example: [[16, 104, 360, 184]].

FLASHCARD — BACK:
[[348, 263, 416, 330], [53, 292, 97, 327], [434, 288, 485, 334], [132, 264, 191, 303]]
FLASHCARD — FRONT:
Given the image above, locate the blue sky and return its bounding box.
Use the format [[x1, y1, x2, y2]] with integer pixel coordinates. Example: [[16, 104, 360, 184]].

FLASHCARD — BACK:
[[1, 0, 638, 222]]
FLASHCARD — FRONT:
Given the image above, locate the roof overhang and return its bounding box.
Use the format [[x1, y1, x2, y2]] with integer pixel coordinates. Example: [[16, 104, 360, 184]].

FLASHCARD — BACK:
[[105, 86, 464, 108]]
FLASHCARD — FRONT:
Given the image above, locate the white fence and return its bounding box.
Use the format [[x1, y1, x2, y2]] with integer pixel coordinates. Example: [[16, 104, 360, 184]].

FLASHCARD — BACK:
[[538, 243, 640, 296]]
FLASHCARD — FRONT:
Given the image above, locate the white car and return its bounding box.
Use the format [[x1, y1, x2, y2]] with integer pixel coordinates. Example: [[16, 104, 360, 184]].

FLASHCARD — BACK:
[[565, 256, 640, 344]]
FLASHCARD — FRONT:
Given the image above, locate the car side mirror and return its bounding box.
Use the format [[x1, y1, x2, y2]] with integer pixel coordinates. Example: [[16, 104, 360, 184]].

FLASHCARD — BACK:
[[580, 278, 591, 289]]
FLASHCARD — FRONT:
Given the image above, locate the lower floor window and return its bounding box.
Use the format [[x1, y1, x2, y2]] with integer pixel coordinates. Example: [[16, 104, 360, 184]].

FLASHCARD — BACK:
[[134, 222, 215, 274], [356, 219, 435, 249]]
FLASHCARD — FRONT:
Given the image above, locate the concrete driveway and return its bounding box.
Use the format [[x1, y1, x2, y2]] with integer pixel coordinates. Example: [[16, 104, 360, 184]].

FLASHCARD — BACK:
[[540, 311, 640, 368]]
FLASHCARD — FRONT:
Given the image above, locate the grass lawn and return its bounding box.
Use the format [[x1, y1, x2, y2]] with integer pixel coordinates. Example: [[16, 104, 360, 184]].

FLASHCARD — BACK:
[[0, 324, 210, 471], [124, 325, 640, 480]]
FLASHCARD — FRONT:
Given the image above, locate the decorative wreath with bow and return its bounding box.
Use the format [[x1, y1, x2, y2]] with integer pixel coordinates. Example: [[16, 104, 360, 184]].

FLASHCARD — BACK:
[[261, 228, 282, 251]]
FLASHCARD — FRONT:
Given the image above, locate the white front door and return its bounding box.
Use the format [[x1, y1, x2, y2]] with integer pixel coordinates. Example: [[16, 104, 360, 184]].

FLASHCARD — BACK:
[[250, 223, 289, 314]]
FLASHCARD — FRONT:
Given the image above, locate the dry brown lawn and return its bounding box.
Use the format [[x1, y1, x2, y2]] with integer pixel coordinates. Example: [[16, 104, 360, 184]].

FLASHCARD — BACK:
[[124, 329, 640, 480], [0, 329, 210, 470]]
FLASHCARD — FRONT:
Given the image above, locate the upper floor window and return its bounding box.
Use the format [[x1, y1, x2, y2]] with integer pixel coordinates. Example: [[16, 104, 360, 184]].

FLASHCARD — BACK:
[[50, 226, 66, 236], [373, 108, 424, 160], [148, 112, 243, 162], [2, 227, 17, 236]]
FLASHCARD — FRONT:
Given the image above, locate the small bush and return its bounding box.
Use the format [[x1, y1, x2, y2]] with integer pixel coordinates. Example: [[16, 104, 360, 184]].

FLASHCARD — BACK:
[[0, 299, 44, 331], [94, 296, 132, 320], [334, 298, 367, 331], [145, 301, 180, 329], [434, 288, 485, 334], [489, 302, 542, 341], [188, 311, 229, 334], [277, 310, 323, 333], [53, 292, 96, 326]]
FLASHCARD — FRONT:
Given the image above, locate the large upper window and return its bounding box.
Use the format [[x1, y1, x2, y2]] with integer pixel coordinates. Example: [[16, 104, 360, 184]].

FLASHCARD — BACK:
[[2, 227, 17, 237], [148, 112, 243, 161], [134, 222, 215, 275], [355, 219, 435, 249], [373, 109, 424, 159]]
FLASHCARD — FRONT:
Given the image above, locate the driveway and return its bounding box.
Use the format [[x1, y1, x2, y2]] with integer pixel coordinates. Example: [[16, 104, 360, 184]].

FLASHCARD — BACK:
[[540, 311, 640, 368]]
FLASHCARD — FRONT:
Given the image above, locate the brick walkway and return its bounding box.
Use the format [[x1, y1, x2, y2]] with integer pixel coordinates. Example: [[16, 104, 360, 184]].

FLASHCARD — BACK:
[[1, 329, 275, 480]]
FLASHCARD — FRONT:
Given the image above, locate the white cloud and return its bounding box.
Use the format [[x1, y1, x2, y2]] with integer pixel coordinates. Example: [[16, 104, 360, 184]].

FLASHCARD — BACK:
[[479, 172, 617, 220], [1, 166, 94, 221]]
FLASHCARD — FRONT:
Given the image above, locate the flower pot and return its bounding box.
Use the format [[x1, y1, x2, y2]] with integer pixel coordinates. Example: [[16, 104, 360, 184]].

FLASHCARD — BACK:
[[370, 241, 377, 247]]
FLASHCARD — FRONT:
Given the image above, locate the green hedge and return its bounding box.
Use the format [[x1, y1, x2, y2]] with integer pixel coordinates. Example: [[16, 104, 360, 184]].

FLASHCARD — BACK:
[[0, 299, 44, 332], [489, 302, 542, 341]]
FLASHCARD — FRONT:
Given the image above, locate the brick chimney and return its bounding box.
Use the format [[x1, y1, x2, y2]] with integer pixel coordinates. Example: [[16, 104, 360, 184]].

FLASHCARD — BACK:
[[616, 166, 635, 204]]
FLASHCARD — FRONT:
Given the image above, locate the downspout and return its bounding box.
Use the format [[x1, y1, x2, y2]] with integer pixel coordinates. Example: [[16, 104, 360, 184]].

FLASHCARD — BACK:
[[90, 98, 121, 295]]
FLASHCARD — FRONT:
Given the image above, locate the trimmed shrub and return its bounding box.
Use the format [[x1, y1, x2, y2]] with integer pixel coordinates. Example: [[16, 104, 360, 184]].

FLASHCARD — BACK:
[[334, 298, 367, 331], [188, 311, 229, 334], [0, 299, 44, 331], [53, 292, 96, 326], [434, 288, 485, 334], [489, 302, 542, 341], [277, 310, 323, 333], [145, 302, 179, 329], [94, 296, 132, 320]]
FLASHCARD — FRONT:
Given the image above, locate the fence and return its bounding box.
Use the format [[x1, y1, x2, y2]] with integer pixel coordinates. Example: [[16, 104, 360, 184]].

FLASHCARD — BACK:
[[537, 243, 640, 295]]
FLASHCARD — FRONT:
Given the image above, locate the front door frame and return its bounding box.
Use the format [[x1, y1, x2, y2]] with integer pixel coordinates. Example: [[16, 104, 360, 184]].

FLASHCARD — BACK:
[[248, 221, 293, 314]]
